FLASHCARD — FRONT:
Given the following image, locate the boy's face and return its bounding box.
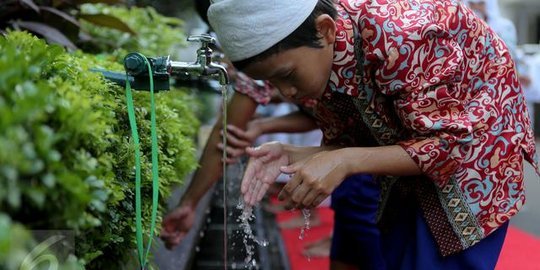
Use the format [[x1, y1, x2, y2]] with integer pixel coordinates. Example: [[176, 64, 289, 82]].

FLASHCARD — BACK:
[[242, 15, 336, 102]]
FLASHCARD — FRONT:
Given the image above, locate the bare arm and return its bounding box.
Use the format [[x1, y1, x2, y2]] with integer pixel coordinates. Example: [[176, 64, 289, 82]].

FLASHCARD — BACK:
[[278, 144, 421, 208], [338, 145, 421, 177], [222, 109, 319, 161], [241, 142, 421, 207], [179, 92, 258, 208], [250, 110, 318, 134], [279, 143, 420, 176]]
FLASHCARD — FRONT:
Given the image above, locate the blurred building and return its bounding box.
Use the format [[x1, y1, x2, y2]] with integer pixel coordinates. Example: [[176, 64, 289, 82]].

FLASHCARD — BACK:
[[501, 0, 540, 44], [499, 0, 540, 134]]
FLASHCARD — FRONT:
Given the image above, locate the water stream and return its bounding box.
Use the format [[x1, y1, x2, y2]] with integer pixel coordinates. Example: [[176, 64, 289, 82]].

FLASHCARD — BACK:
[[220, 85, 270, 269], [219, 83, 315, 269], [221, 85, 229, 270], [300, 209, 312, 262], [299, 209, 312, 240]]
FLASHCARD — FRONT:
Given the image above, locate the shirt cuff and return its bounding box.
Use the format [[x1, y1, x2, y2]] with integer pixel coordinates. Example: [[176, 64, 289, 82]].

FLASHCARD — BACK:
[[397, 137, 462, 188]]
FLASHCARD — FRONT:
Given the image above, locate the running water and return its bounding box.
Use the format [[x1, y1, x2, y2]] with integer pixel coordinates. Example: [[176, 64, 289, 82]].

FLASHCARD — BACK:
[[299, 209, 312, 240], [283, 175, 313, 241], [237, 198, 269, 269], [219, 84, 267, 269], [221, 85, 229, 270], [299, 208, 313, 262], [235, 161, 268, 269]]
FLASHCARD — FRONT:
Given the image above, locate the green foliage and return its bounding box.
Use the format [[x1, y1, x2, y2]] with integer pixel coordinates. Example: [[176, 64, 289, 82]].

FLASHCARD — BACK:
[[1, 0, 186, 57], [0, 214, 39, 270], [1, 0, 137, 51], [0, 31, 199, 269], [79, 4, 186, 58], [133, 0, 195, 18], [0, 214, 83, 270]]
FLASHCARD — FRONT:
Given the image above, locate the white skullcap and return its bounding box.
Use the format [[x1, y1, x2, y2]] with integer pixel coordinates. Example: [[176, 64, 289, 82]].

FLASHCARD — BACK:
[[207, 0, 319, 62]]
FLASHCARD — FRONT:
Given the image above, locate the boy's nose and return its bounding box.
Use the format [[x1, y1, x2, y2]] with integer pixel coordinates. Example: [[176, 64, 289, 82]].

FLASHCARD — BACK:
[[278, 84, 297, 99]]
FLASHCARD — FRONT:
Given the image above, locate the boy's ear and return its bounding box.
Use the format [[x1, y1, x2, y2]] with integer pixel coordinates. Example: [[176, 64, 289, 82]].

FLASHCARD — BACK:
[[315, 14, 336, 45]]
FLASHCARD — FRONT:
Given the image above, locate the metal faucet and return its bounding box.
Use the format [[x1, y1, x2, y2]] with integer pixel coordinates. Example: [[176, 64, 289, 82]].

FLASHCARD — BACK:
[[121, 34, 229, 91], [169, 35, 229, 85]]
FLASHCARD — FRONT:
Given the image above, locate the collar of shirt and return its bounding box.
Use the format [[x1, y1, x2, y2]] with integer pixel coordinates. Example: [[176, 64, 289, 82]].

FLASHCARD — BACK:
[[323, 3, 359, 99]]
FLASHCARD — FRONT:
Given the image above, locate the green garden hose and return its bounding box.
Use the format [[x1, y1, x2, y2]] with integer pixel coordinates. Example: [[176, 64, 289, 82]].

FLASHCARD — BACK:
[[125, 53, 159, 269]]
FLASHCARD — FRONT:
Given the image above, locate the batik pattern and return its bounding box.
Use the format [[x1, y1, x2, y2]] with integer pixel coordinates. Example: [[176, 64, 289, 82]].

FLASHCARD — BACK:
[[311, 0, 538, 255], [234, 71, 274, 105]]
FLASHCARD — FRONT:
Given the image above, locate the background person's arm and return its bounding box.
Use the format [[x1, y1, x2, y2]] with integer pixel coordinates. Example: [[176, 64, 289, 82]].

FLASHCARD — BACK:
[[179, 92, 258, 209], [160, 92, 259, 249], [221, 110, 319, 161], [250, 110, 318, 134]]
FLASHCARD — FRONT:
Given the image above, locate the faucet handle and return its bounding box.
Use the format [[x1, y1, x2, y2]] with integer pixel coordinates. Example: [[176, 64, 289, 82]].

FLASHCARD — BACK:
[[187, 34, 216, 49]]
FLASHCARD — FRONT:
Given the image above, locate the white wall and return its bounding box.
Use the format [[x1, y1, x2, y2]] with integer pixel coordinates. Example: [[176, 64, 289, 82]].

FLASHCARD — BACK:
[[500, 0, 540, 44]]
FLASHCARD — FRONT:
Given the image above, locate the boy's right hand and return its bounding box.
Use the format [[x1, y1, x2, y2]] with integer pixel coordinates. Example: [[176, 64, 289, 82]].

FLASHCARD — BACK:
[[241, 142, 289, 206], [160, 204, 196, 250]]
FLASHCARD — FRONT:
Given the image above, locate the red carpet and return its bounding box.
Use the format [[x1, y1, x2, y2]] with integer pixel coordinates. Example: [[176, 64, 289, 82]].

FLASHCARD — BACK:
[[496, 226, 540, 270], [274, 204, 540, 270], [275, 207, 334, 270]]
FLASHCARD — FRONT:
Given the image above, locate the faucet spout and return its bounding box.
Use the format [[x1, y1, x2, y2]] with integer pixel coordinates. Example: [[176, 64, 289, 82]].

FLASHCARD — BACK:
[[122, 34, 230, 91], [168, 61, 229, 86], [205, 63, 229, 85], [168, 61, 205, 76], [168, 34, 229, 85]]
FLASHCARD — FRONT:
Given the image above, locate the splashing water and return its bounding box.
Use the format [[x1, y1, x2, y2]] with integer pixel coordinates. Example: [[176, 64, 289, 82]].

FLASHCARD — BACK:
[[236, 196, 269, 269], [299, 208, 313, 262], [299, 209, 312, 240]]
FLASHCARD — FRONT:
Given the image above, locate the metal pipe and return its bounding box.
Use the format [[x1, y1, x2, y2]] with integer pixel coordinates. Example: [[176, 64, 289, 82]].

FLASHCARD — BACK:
[[167, 34, 229, 86]]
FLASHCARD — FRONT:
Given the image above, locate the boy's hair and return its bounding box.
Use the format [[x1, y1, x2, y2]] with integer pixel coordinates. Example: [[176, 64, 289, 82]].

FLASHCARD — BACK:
[[194, 0, 211, 26], [232, 0, 337, 71]]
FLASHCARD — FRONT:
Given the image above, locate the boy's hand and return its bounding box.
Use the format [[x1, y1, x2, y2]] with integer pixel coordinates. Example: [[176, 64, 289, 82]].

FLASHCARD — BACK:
[[278, 150, 347, 209], [218, 123, 262, 163], [241, 142, 289, 206], [160, 205, 196, 250]]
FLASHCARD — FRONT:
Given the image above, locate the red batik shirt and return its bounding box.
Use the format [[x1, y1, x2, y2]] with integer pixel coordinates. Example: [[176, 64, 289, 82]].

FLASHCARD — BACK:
[[305, 0, 539, 256], [234, 71, 274, 105]]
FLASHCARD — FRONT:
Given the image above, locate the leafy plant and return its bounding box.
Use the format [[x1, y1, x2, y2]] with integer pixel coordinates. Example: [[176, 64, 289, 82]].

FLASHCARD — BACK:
[[0, 214, 82, 269], [0, 31, 199, 269], [78, 3, 186, 58], [0, 0, 138, 51]]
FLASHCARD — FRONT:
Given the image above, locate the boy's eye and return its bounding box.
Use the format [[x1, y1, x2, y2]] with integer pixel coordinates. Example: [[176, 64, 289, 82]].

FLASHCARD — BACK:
[[284, 70, 295, 81]]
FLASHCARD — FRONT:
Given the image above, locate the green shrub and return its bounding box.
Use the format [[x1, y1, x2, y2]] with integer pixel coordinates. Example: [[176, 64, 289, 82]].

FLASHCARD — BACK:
[[0, 31, 199, 269], [79, 4, 186, 59], [0, 213, 81, 269]]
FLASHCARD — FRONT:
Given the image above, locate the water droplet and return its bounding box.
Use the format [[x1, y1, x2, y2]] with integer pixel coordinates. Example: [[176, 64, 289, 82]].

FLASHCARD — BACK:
[[298, 209, 312, 240], [234, 197, 269, 268]]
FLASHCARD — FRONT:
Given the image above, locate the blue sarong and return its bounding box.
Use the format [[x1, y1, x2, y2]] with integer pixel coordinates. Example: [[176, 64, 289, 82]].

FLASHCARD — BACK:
[[330, 174, 385, 269], [330, 174, 508, 270]]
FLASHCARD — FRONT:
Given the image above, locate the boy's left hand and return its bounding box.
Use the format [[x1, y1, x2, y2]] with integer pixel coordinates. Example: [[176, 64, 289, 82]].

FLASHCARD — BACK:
[[278, 150, 347, 209]]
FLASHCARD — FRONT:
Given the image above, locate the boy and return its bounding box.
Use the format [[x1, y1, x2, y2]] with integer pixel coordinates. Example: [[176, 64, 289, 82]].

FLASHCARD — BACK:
[[160, 1, 321, 250], [208, 0, 539, 269]]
